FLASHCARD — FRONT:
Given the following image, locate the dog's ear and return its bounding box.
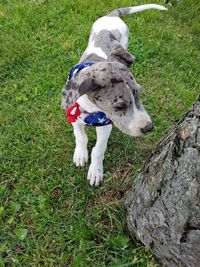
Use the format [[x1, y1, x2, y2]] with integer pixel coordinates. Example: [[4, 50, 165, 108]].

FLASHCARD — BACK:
[[108, 41, 135, 67], [61, 79, 80, 109], [78, 78, 103, 96]]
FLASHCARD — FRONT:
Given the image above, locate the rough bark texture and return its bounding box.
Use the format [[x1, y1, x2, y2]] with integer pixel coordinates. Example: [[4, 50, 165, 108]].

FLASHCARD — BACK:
[[125, 97, 200, 267]]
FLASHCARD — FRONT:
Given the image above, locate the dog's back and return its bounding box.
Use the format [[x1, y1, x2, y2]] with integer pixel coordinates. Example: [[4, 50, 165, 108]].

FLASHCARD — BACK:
[[81, 4, 167, 62]]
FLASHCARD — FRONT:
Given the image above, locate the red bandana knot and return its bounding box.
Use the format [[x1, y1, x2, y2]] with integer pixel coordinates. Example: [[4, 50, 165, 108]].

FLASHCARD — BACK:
[[66, 102, 81, 123]]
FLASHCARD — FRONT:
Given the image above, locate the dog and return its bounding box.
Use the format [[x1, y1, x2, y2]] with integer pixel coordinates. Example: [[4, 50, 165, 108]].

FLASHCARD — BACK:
[[61, 4, 167, 186]]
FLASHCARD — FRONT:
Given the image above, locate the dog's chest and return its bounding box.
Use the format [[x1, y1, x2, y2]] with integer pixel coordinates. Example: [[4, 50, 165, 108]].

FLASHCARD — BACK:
[[77, 95, 100, 113]]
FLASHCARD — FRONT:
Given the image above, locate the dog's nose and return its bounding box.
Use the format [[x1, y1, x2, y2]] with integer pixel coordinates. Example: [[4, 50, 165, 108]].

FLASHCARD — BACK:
[[141, 122, 154, 133]]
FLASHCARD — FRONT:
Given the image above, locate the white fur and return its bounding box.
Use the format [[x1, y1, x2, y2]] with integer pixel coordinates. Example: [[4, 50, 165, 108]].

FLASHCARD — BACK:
[[73, 123, 88, 167], [129, 108, 152, 137], [129, 4, 167, 13], [85, 44, 107, 59], [87, 124, 112, 186], [86, 4, 167, 56], [72, 111, 112, 186], [77, 94, 100, 113], [87, 16, 129, 54]]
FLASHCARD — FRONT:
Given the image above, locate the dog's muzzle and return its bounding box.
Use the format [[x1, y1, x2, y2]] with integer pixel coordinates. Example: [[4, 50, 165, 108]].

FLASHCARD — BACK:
[[141, 122, 154, 133]]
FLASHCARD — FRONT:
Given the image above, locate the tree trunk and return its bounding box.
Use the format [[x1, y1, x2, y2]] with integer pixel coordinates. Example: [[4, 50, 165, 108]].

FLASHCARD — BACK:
[[125, 97, 200, 267]]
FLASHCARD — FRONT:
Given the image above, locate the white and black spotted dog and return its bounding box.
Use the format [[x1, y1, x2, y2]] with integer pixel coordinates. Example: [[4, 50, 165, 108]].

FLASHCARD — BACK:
[[61, 4, 167, 186]]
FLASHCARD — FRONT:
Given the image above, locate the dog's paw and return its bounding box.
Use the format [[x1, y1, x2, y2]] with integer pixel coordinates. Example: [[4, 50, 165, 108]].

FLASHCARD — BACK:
[[73, 146, 88, 167], [87, 163, 103, 187]]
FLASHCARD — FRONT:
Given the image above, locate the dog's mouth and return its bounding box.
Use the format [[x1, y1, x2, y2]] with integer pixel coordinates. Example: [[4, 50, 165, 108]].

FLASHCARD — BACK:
[[112, 119, 154, 137], [111, 119, 142, 137]]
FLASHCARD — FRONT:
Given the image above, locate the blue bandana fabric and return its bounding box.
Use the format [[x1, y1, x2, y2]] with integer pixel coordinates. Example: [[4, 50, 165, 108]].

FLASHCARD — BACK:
[[84, 111, 112, 126], [66, 63, 112, 127], [68, 62, 95, 81]]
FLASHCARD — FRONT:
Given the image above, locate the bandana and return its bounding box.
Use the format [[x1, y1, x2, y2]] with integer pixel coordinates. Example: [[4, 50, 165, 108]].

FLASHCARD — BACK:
[[66, 102, 112, 126], [68, 62, 95, 81]]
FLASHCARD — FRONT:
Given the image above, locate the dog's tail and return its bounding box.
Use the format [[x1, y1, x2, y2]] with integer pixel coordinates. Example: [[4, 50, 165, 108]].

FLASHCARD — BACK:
[[107, 4, 167, 17]]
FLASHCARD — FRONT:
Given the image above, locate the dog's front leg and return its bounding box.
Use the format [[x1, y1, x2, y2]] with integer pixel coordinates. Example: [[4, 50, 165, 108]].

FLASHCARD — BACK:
[[87, 124, 112, 186], [72, 123, 88, 167]]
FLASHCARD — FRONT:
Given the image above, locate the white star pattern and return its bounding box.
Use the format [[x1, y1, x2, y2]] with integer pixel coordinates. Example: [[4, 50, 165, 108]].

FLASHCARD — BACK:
[[98, 118, 106, 124]]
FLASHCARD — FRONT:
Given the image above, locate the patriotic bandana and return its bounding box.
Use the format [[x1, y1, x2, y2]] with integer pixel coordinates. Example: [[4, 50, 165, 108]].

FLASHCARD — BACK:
[[66, 63, 112, 127], [67, 62, 95, 81]]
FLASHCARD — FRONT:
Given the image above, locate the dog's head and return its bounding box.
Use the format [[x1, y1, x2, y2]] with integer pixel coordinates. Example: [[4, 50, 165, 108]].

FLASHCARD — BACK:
[[62, 46, 153, 136]]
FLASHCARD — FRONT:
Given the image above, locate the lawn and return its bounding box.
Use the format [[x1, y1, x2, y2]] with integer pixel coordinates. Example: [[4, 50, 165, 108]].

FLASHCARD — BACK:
[[0, 0, 199, 266]]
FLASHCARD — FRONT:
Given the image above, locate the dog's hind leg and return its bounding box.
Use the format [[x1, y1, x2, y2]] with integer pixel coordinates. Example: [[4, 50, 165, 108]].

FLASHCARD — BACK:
[[73, 123, 88, 167], [87, 124, 112, 186]]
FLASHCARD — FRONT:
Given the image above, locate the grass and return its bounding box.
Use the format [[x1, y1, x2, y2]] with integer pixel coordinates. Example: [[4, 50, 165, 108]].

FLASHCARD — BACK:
[[0, 0, 199, 266]]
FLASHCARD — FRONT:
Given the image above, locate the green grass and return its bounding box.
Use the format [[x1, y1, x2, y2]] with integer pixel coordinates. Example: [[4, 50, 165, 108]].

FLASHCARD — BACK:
[[0, 0, 199, 266]]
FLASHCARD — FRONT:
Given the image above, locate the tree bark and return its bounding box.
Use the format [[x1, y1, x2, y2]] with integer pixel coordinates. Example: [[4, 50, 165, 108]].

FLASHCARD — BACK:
[[125, 97, 200, 267]]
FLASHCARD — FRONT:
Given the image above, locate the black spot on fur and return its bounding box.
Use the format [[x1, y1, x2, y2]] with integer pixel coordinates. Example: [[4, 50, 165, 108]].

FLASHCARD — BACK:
[[110, 78, 123, 84], [134, 90, 141, 109], [78, 78, 105, 95], [69, 80, 77, 90]]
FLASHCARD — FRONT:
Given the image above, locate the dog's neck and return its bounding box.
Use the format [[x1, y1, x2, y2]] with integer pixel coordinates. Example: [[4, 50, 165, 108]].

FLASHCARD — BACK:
[[79, 52, 106, 64], [76, 94, 100, 114]]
